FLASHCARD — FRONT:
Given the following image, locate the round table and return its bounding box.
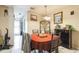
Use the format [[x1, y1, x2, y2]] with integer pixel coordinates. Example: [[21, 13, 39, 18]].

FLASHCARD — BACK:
[[31, 34, 59, 53]]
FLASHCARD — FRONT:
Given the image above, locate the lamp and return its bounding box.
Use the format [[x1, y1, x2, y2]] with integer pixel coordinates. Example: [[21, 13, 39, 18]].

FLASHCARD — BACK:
[[43, 5, 50, 21]]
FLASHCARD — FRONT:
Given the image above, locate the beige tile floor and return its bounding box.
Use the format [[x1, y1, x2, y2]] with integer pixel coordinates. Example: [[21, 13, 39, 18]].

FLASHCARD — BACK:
[[0, 46, 79, 53], [31, 46, 79, 53], [59, 46, 79, 53]]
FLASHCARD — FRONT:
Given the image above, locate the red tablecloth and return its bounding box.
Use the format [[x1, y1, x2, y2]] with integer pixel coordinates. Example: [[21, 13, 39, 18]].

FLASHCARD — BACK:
[[32, 34, 52, 42], [31, 34, 59, 52]]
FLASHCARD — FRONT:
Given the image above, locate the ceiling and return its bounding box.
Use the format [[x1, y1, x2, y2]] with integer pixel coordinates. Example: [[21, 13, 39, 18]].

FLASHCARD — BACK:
[[6, 5, 69, 16], [6, 5, 68, 14], [28, 5, 68, 16]]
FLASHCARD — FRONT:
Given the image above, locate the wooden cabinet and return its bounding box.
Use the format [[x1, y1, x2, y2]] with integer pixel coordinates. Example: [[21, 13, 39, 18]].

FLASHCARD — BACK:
[[54, 29, 72, 48]]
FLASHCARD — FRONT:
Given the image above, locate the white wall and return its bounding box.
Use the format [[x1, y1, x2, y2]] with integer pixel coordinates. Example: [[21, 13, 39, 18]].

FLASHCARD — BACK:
[[28, 6, 79, 34], [27, 11, 41, 34], [0, 6, 14, 45], [8, 7, 14, 45], [50, 5, 79, 31], [0, 6, 9, 36]]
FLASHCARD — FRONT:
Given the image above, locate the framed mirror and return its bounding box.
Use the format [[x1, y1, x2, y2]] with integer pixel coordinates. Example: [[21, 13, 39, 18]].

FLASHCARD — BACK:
[[40, 20, 51, 33]]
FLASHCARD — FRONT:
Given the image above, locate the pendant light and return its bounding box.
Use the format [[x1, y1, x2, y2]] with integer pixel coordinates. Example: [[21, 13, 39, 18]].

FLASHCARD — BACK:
[[43, 5, 50, 21]]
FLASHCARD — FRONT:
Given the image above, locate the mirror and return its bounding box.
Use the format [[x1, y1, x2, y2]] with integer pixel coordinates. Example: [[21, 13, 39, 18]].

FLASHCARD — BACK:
[[40, 20, 51, 33]]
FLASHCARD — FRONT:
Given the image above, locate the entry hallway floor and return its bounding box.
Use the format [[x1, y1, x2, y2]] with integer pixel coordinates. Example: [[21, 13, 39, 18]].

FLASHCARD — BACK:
[[0, 46, 79, 53]]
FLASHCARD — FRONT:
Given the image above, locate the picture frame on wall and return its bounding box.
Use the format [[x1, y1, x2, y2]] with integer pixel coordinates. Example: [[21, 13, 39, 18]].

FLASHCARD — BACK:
[[54, 12, 63, 24], [30, 14, 37, 21]]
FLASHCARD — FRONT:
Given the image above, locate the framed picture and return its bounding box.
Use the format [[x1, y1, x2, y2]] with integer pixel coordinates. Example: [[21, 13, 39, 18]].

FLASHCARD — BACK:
[[30, 14, 37, 21], [54, 12, 63, 24]]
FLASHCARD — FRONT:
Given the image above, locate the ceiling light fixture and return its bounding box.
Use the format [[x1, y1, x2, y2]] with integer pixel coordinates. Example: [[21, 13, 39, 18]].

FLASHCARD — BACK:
[[43, 5, 50, 21]]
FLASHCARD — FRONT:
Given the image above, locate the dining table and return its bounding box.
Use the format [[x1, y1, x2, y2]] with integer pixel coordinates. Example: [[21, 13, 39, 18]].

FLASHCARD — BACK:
[[31, 33, 60, 53]]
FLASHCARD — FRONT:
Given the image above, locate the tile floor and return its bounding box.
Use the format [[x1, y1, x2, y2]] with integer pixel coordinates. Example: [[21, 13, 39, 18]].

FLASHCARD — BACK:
[[0, 46, 79, 53]]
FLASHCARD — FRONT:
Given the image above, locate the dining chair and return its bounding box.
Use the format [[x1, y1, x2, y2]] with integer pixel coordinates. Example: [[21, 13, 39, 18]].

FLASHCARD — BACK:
[[22, 33, 31, 53], [50, 36, 60, 53], [32, 29, 39, 34]]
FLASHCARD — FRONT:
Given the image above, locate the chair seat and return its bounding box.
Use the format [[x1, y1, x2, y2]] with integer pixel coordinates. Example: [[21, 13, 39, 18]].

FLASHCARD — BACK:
[[50, 39, 60, 53]]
